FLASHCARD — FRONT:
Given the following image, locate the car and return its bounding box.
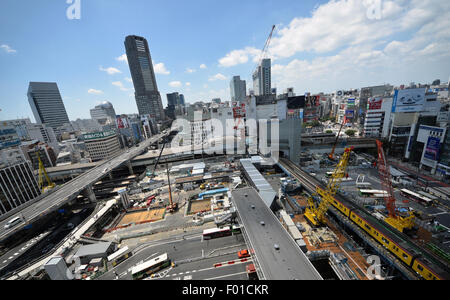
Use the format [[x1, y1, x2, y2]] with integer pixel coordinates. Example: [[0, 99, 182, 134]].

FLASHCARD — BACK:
[[237, 249, 250, 259], [251, 205, 255, 209], [274, 244, 280, 251], [4, 216, 23, 229], [260, 221, 265, 226]]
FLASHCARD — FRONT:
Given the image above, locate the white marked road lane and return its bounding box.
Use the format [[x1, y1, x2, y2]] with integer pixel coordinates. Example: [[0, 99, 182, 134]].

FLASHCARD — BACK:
[[203, 271, 247, 280]]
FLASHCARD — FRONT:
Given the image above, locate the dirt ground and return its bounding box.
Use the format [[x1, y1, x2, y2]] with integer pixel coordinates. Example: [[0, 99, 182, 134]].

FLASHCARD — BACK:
[[117, 208, 166, 226], [189, 199, 211, 214]]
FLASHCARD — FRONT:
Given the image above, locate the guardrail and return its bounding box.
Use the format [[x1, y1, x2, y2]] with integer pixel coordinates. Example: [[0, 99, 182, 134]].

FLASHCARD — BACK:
[[4, 202, 104, 280]]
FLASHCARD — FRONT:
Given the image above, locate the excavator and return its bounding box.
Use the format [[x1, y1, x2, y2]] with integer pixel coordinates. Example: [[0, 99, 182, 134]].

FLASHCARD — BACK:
[[305, 147, 353, 226], [375, 140, 415, 233]]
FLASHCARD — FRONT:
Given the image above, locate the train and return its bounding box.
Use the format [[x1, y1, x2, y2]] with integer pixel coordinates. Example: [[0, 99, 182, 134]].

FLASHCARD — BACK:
[[280, 160, 450, 280], [329, 189, 449, 280]]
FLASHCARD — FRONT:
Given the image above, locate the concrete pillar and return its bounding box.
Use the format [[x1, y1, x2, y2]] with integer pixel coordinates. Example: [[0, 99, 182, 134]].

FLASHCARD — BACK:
[[127, 160, 134, 175], [83, 185, 96, 203]]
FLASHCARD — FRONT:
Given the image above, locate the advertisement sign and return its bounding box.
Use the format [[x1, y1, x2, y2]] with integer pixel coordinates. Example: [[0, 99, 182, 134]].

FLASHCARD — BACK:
[[424, 136, 441, 161], [347, 98, 355, 108], [345, 110, 355, 118], [368, 97, 383, 110], [392, 88, 426, 113], [116, 117, 124, 129]]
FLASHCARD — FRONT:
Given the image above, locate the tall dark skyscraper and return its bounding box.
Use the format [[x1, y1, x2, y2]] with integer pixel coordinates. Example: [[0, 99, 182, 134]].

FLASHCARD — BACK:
[[125, 35, 165, 121], [27, 82, 70, 132]]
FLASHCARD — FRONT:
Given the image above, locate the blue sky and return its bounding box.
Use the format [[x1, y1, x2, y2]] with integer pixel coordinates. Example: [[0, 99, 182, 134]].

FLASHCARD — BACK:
[[0, 0, 449, 121]]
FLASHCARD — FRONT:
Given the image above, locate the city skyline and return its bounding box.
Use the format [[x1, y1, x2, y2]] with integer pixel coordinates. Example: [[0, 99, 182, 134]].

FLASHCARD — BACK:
[[0, 0, 449, 122]]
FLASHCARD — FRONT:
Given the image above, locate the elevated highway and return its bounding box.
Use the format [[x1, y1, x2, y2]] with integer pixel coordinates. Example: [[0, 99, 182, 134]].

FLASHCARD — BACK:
[[0, 132, 169, 242], [232, 187, 322, 280]]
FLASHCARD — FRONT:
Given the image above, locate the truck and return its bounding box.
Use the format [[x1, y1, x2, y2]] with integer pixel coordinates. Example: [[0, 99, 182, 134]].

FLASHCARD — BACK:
[[246, 264, 258, 280]]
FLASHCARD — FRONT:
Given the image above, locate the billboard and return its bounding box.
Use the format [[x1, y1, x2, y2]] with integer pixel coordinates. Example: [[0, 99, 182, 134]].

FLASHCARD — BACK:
[[424, 136, 441, 161], [345, 110, 355, 118], [392, 88, 426, 113], [116, 117, 124, 129], [368, 97, 383, 110], [347, 98, 355, 108]]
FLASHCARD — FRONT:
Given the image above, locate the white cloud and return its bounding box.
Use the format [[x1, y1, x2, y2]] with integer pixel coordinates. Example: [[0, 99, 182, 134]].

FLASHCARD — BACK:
[[213, 0, 449, 94], [116, 54, 128, 63], [88, 89, 104, 95], [112, 81, 130, 91], [124, 77, 133, 83], [154, 63, 170, 75], [186, 68, 196, 73], [218, 47, 261, 67], [209, 73, 227, 81], [200, 64, 207, 69], [169, 81, 182, 88], [99, 66, 122, 75], [0, 44, 17, 53], [185, 82, 191, 86]]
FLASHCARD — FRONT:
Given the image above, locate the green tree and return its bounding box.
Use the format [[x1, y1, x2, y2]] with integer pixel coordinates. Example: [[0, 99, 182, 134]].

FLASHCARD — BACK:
[[345, 129, 356, 137]]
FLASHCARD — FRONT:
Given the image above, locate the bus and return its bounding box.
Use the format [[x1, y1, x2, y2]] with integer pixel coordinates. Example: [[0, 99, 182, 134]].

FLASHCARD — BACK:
[[356, 182, 372, 189], [359, 189, 388, 198], [326, 171, 345, 178], [202, 226, 232, 240], [107, 246, 133, 267], [231, 224, 242, 234], [400, 189, 433, 207], [418, 191, 439, 202], [131, 253, 171, 280]]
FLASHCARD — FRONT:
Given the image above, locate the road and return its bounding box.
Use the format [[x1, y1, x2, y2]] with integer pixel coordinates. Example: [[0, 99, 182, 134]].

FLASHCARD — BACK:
[[232, 187, 322, 280], [0, 132, 169, 242], [98, 233, 248, 280]]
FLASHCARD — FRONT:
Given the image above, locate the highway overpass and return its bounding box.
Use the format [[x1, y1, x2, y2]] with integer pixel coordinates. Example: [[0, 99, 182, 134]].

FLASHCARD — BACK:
[[0, 132, 169, 242], [232, 187, 322, 280]]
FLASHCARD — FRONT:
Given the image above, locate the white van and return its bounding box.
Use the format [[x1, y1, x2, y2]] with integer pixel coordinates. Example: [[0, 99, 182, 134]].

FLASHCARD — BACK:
[[4, 216, 23, 229]]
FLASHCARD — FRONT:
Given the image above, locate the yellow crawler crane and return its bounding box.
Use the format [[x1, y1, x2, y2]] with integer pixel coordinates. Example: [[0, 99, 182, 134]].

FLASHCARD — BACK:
[[38, 155, 55, 193], [305, 147, 353, 226]]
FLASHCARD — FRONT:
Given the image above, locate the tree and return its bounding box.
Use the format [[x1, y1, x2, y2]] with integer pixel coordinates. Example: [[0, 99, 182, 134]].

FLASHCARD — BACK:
[[325, 130, 333, 134], [345, 129, 356, 137]]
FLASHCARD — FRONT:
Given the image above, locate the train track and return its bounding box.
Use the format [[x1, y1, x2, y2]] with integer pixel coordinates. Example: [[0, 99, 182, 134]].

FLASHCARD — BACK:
[[279, 158, 450, 275]]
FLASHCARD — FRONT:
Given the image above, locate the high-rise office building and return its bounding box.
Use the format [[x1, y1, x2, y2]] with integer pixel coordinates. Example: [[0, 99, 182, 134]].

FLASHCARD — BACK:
[[179, 94, 186, 106], [0, 160, 41, 216], [90, 101, 117, 125], [252, 59, 272, 96], [230, 76, 247, 103], [166, 92, 180, 107], [27, 82, 70, 132], [125, 35, 165, 121]]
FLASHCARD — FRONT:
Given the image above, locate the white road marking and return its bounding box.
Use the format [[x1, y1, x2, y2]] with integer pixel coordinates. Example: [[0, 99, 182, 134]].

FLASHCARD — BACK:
[[203, 271, 247, 280]]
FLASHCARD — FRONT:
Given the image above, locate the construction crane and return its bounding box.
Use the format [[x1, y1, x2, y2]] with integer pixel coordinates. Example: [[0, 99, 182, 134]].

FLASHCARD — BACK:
[[165, 158, 178, 213], [37, 155, 55, 193], [305, 147, 353, 226], [328, 117, 347, 160], [375, 140, 415, 233], [253, 25, 276, 75], [147, 141, 166, 178]]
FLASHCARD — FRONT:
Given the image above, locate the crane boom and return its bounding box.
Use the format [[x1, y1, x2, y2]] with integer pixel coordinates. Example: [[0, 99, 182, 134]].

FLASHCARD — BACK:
[[305, 147, 353, 226], [329, 118, 347, 160], [253, 25, 276, 74], [376, 140, 415, 232], [38, 154, 55, 193]]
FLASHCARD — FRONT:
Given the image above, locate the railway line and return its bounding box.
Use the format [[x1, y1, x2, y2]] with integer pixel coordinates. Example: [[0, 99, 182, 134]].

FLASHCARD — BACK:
[[279, 158, 450, 280]]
